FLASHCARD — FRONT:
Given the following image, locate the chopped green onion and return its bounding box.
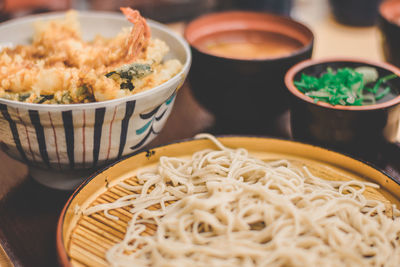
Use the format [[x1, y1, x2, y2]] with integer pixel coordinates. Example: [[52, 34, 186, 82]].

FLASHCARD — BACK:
[[375, 87, 391, 100], [294, 67, 398, 106]]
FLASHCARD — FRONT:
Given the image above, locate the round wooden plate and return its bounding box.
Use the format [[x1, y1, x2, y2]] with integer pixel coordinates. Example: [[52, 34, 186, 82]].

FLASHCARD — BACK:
[[56, 136, 400, 267]]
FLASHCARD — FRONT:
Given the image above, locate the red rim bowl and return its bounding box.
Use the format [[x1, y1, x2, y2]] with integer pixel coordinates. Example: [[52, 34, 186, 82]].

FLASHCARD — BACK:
[[184, 10, 314, 62], [285, 57, 400, 110]]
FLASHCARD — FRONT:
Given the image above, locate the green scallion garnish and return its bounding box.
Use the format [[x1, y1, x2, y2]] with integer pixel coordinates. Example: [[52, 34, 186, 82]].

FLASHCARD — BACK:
[[294, 67, 398, 106]]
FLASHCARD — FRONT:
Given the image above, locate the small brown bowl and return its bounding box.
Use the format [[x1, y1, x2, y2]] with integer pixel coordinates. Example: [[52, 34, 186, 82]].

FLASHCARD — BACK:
[[285, 58, 400, 152], [378, 0, 400, 67], [184, 11, 313, 134]]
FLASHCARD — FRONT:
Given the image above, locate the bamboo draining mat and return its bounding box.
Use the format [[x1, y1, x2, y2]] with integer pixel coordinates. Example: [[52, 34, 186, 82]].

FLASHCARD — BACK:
[[63, 156, 397, 266], [67, 176, 145, 267]]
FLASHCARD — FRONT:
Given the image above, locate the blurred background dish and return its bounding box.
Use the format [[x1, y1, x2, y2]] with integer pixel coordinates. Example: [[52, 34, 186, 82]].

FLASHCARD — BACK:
[[0, 0, 71, 22], [378, 0, 400, 68], [88, 0, 219, 23], [231, 0, 293, 16], [329, 0, 382, 26], [184, 11, 313, 135], [0, 11, 191, 190], [86, 0, 294, 22], [285, 58, 400, 153]]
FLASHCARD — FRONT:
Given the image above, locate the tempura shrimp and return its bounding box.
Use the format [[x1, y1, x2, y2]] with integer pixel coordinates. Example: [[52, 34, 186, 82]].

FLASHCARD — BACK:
[[119, 7, 151, 64], [29, 7, 151, 70]]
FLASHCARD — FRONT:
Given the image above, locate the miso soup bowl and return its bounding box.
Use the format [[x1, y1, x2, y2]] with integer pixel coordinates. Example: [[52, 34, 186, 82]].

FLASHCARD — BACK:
[[184, 11, 313, 134], [0, 11, 191, 190], [285, 58, 400, 152]]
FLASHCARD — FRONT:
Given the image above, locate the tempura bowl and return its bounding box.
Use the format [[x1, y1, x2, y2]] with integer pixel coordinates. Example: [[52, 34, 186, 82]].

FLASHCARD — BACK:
[[0, 11, 191, 189]]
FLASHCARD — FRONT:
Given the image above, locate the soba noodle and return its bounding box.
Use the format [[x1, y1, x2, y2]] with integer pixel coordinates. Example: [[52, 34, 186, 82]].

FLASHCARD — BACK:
[[84, 134, 400, 267]]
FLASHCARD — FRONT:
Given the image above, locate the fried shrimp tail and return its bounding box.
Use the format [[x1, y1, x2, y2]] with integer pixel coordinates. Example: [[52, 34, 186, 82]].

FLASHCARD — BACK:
[[120, 7, 151, 63]]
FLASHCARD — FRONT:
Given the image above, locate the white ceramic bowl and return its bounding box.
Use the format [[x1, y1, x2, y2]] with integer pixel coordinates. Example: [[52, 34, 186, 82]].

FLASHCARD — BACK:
[[0, 11, 191, 189]]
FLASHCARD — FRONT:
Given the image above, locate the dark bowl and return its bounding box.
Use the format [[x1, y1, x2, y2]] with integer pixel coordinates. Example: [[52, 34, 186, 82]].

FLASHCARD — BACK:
[[231, 0, 293, 16], [329, 0, 382, 27], [285, 58, 400, 152], [378, 0, 400, 68], [184, 11, 313, 135]]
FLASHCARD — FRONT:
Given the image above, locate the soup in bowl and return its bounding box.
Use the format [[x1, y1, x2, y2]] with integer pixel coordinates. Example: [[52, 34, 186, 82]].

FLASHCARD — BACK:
[[194, 30, 304, 60]]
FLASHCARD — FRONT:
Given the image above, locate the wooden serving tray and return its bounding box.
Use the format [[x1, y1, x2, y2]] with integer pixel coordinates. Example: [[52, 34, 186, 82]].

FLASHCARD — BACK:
[[57, 136, 400, 267]]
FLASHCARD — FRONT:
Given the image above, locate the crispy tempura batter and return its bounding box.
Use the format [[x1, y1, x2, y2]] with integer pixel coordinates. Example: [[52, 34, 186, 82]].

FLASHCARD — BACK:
[[0, 8, 182, 104]]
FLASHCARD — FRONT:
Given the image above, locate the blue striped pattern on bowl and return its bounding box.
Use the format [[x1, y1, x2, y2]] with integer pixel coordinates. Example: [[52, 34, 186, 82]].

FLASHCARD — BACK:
[[0, 91, 177, 170]]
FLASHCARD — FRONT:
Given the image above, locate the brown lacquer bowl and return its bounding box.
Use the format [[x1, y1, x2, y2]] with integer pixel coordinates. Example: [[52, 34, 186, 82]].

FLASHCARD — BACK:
[[285, 58, 400, 152], [378, 0, 400, 68], [184, 11, 313, 134]]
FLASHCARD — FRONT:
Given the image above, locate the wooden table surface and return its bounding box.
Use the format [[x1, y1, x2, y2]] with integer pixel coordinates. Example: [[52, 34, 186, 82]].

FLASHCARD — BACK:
[[1, 1, 400, 266]]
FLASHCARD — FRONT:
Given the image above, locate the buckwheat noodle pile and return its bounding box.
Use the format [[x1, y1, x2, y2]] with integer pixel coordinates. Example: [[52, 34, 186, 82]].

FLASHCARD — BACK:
[[84, 134, 400, 267]]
